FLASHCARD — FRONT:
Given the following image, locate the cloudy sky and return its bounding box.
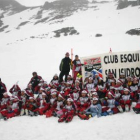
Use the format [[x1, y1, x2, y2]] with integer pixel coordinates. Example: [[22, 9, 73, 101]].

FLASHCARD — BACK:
[[16, 0, 57, 6]]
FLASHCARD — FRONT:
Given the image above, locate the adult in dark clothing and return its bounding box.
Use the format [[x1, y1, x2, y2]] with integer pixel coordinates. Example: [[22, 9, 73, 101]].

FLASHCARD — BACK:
[[59, 52, 73, 83], [28, 72, 42, 93], [0, 78, 7, 100]]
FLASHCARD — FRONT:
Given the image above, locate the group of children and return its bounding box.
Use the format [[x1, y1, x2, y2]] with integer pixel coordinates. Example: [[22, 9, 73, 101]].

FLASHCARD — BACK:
[[0, 72, 140, 123]]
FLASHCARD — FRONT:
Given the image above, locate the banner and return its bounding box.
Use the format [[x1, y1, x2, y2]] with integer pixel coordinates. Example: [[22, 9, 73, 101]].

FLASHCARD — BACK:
[[81, 50, 140, 81]]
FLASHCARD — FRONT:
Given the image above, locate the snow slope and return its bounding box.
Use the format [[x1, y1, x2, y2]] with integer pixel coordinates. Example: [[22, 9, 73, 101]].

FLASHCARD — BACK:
[[0, 107, 140, 140], [0, 1, 140, 89], [0, 1, 140, 140]]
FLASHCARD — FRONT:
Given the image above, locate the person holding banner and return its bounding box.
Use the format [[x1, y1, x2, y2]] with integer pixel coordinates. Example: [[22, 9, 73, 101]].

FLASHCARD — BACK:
[[72, 55, 83, 82]]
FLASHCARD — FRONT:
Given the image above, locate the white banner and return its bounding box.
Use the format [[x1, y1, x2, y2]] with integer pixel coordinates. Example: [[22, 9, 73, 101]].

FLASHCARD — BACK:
[[81, 50, 140, 81]]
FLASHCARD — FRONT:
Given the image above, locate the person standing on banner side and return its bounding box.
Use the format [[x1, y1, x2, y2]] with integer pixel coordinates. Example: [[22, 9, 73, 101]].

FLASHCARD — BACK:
[[0, 78, 7, 100], [72, 55, 83, 82], [59, 52, 73, 83]]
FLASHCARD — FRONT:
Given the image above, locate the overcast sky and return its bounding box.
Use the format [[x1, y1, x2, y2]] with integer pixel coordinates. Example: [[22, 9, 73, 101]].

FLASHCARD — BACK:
[[16, 0, 57, 6]]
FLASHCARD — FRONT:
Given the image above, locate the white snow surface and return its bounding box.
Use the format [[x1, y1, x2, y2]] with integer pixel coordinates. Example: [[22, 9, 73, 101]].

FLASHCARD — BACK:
[[0, 2, 140, 89], [0, 108, 140, 140], [0, 1, 140, 140]]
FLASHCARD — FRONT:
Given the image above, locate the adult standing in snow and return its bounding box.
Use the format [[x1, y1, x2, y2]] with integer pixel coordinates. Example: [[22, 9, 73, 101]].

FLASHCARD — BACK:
[[72, 55, 83, 82], [0, 78, 7, 100], [28, 72, 42, 93], [59, 52, 73, 83]]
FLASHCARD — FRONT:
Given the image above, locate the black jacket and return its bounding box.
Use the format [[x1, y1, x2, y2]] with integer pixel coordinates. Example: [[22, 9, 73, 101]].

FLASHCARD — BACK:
[[59, 57, 72, 72]]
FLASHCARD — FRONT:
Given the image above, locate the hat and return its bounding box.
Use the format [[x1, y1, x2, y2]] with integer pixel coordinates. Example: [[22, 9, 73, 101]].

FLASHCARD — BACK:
[[67, 81, 72, 85], [75, 80, 80, 83], [98, 85, 104, 90], [54, 74, 58, 77], [42, 92, 46, 96], [40, 79, 44, 82], [92, 92, 98, 96], [65, 52, 69, 55], [120, 73, 125, 76], [108, 72, 113, 76], [60, 91, 64, 94], [44, 81, 48, 84], [3, 92, 8, 96], [29, 97, 34, 100], [110, 79, 115, 83], [124, 88, 129, 92], [21, 90, 26, 93], [38, 83, 43, 86], [91, 88, 97, 92], [116, 79, 122, 84], [51, 92, 57, 96], [82, 90, 87, 94], [40, 87, 45, 91], [58, 94, 64, 99], [67, 98, 73, 102], [14, 96, 19, 100], [92, 97, 98, 101], [108, 91, 115, 97], [32, 72, 37, 75], [89, 77, 93, 80]]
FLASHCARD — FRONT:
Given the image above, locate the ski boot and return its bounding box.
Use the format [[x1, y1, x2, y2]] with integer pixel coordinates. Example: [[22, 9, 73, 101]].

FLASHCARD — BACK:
[[125, 105, 130, 112], [117, 105, 123, 113], [78, 113, 89, 120], [58, 117, 65, 123], [133, 107, 140, 114], [65, 116, 73, 123]]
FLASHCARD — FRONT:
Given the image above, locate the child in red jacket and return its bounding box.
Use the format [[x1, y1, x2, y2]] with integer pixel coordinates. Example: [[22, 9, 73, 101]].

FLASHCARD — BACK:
[[1, 96, 19, 120], [34, 92, 50, 115], [101, 91, 119, 116], [76, 90, 90, 113], [120, 88, 132, 112], [45, 91, 57, 117], [58, 98, 75, 123], [133, 86, 140, 114], [0, 93, 10, 120]]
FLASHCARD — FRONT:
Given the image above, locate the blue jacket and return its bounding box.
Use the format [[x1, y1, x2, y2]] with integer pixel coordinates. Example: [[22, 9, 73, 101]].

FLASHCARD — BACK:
[[85, 103, 102, 118]]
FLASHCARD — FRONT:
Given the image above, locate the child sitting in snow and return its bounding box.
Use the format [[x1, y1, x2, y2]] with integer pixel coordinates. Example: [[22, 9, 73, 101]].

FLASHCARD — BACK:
[[1, 96, 19, 120], [78, 97, 102, 120], [26, 97, 39, 116], [58, 98, 75, 123], [133, 86, 140, 114], [45, 91, 57, 117], [120, 88, 132, 112], [76, 90, 90, 113], [101, 91, 119, 116]]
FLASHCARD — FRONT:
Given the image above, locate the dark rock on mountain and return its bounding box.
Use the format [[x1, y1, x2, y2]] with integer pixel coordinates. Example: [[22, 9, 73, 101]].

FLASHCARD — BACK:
[[0, 0, 28, 15], [126, 28, 140, 35], [117, 0, 138, 10], [0, 25, 9, 32], [53, 27, 79, 37]]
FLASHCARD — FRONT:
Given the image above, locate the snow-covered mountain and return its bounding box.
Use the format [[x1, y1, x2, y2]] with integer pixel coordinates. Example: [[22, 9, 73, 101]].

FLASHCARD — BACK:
[[0, 0, 140, 89], [0, 1, 140, 140]]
